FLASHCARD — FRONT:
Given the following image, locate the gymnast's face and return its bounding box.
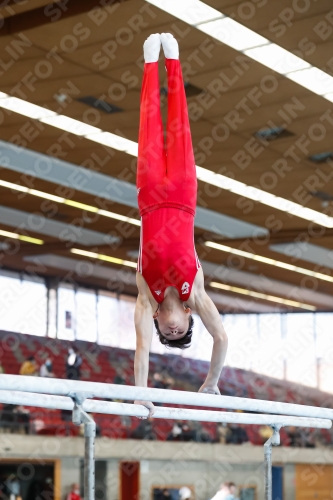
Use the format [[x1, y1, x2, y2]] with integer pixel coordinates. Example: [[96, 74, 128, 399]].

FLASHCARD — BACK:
[[156, 308, 191, 339]]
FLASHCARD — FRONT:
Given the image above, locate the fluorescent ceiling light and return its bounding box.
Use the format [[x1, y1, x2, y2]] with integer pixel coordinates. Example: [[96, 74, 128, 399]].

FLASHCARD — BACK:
[[40, 115, 101, 136], [205, 241, 333, 283], [0, 228, 44, 245], [63, 200, 140, 225], [98, 209, 141, 226], [71, 248, 137, 268], [124, 142, 139, 157], [0, 179, 29, 193], [196, 166, 333, 228], [145, 0, 221, 25], [286, 67, 333, 95], [65, 199, 99, 212], [210, 281, 316, 311], [197, 17, 269, 51], [86, 132, 135, 152], [18, 235, 44, 245], [145, 0, 333, 100], [29, 189, 64, 203], [0, 94, 134, 155], [0, 179, 141, 227], [245, 44, 310, 74], [0, 96, 56, 119]]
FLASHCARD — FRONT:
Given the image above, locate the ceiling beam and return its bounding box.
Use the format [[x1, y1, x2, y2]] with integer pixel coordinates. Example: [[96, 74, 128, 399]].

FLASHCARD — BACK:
[[0, 204, 119, 246], [0, 139, 268, 239], [0, 0, 132, 37], [12, 241, 75, 256], [208, 232, 333, 247], [13, 240, 130, 258], [270, 242, 333, 270]]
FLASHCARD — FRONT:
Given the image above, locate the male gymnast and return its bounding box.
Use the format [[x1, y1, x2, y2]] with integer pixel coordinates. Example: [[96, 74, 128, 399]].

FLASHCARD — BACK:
[[134, 33, 228, 416]]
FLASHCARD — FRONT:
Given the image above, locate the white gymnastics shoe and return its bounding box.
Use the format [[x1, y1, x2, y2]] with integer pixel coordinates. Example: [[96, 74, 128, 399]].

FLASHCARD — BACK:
[[161, 32, 179, 59], [143, 33, 161, 63]]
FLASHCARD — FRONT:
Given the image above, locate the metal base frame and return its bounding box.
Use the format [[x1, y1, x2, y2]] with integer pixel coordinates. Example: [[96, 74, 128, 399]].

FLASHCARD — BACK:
[[71, 393, 96, 500], [264, 426, 281, 500]]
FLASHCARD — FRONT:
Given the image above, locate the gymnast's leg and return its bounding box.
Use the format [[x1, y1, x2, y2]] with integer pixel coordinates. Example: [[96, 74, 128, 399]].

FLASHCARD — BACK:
[[161, 33, 197, 213], [137, 34, 166, 215]]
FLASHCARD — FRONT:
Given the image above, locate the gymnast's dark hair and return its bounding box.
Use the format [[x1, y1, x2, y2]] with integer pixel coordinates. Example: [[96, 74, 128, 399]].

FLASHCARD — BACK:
[[154, 316, 194, 349]]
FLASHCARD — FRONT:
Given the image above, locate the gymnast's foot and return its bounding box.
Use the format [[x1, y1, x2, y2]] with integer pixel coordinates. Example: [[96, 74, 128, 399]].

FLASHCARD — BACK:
[[161, 33, 179, 59], [143, 33, 161, 63]]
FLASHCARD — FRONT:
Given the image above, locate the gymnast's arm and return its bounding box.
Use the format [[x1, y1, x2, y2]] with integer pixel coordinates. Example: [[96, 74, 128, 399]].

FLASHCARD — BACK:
[[193, 268, 228, 395], [134, 272, 155, 417]]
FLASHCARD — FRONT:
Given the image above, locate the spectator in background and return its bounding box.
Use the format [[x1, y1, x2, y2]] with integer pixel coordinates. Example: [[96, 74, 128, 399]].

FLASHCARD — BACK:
[[0, 361, 5, 374], [152, 372, 165, 389], [40, 359, 54, 378], [0, 404, 30, 435], [210, 482, 237, 500], [180, 422, 196, 442], [164, 376, 174, 390], [14, 405, 30, 434], [0, 404, 16, 433], [227, 424, 249, 445], [216, 423, 232, 444], [286, 426, 302, 447], [131, 418, 156, 440], [195, 422, 212, 443], [312, 428, 328, 448], [179, 486, 192, 500], [300, 428, 315, 448], [167, 421, 182, 441], [28, 476, 53, 500], [259, 425, 273, 443], [227, 483, 237, 499], [237, 424, 249, 444], [167, 421, 205, 443], [63, 347, 82, 428], [66, 483, 81, 500], [155, 489, 172, 500], [66, 347, 82, 380], [60, 407, 72, 435], [4, 475, 21, 500], [19, 356, 38, 376]]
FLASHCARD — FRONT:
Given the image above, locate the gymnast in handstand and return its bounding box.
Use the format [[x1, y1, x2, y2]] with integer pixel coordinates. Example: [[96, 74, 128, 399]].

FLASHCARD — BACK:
[[134, 33, 228, 416]]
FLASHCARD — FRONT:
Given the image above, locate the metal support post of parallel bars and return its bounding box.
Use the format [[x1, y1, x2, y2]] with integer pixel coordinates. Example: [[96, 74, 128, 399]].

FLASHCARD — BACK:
[[264, 426, 280, 500], [71, 393, 96, 500]]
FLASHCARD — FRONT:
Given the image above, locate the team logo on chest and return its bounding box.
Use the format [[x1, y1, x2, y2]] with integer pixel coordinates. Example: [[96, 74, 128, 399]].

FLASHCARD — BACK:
[[181, 282, 190, 295]]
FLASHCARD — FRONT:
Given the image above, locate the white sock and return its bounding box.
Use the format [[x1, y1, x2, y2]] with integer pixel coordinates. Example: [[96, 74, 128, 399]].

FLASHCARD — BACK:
[[143, 33, 161, 63], [161, 33, 179, 59]]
